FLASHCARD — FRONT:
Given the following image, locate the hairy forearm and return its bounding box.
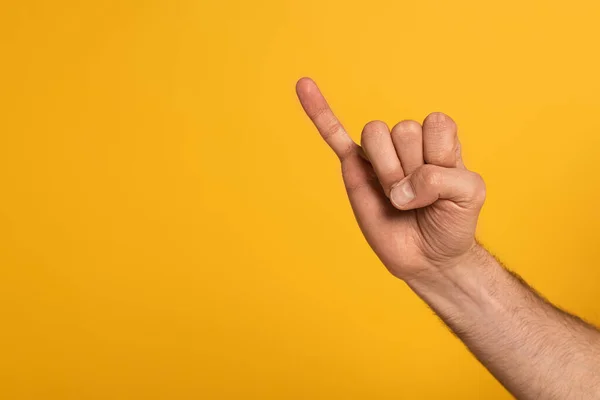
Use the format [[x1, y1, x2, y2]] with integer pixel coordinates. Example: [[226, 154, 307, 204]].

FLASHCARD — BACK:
[[406, 244, 600, 399]]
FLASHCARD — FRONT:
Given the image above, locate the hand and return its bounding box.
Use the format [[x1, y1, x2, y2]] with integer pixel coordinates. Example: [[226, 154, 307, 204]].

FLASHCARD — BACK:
[[296, 78, 486, 280]]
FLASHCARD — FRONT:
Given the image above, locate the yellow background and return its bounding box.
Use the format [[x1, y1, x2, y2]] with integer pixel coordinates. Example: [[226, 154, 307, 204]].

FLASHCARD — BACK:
[[2, 0, 600, 398]]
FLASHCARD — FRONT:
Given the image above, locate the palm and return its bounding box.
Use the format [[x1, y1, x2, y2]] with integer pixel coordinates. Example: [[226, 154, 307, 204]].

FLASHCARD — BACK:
[[342, 157, 476, 277], [297, 78, 484, 279]]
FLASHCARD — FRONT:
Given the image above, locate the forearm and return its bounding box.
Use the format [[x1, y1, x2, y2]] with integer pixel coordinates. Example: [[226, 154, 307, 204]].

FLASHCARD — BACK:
[[296, 77, 600, 397], [406, 244, 600, 399]]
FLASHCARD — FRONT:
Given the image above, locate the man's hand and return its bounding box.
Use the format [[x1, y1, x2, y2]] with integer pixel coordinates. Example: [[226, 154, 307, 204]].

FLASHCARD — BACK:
[[296, 77, 485, 280], [296, 77, 600, 399]]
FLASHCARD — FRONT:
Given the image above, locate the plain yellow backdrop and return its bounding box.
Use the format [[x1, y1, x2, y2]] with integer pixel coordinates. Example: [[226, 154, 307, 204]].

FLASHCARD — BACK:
[[2, 0, 600, 398]]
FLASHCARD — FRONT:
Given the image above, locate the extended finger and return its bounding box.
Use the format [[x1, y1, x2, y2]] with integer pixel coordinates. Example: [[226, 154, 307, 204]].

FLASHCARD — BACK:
[[296, 77, 359, 160]]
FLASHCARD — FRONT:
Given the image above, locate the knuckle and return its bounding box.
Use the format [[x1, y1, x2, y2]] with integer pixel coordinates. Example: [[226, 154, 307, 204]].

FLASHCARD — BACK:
[[420, 165, 442, 186], [469, 172, 487, 203], [426, 171, 442, 187], [311, 105, 328, 119], [321, 118, 341, 140]]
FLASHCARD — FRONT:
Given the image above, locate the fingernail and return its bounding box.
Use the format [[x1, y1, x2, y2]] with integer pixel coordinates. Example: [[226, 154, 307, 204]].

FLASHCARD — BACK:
[[390, 180, 415, 207]]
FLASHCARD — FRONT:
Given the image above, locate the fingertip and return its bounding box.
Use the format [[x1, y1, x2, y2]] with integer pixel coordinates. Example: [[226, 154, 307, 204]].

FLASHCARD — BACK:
[[422, 112, 458, 167], [296, 77, 317, 96], [391, 119, 421, 135], [363, 120, 389, 132], [390, 179, 416, 210], [423, 111, 455, 127], [361, 120, 390, 145]]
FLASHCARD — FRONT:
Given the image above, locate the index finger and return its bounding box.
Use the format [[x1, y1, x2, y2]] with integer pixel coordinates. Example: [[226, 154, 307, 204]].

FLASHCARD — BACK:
[[296, 77, 359, 160]]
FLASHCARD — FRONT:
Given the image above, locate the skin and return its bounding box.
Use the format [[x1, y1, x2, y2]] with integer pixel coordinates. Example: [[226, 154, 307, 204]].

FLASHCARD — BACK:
[[296, 77, 600, 399]]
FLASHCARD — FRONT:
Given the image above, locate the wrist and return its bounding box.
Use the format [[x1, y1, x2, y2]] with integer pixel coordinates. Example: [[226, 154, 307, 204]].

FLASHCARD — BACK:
[[404, 243, 502, 315], [405, 242, 488, 287]]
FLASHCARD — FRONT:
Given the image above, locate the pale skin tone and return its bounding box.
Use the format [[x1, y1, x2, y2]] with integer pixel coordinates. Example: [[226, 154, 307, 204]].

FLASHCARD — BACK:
[[296, 77, 600, 399]]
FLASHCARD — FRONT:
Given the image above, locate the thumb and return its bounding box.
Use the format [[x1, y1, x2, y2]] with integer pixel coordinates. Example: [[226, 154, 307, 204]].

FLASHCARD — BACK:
[[389, 164, 486, 210]]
